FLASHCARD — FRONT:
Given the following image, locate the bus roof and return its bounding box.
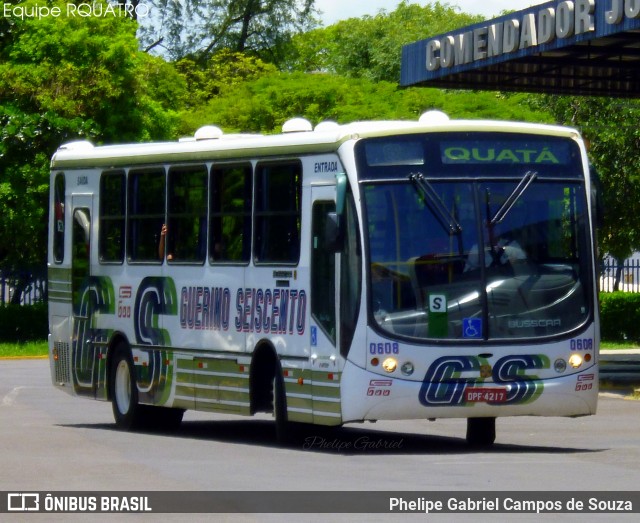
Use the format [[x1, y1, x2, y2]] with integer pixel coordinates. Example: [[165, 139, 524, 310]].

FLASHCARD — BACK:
[[50, 113, 581, 170]]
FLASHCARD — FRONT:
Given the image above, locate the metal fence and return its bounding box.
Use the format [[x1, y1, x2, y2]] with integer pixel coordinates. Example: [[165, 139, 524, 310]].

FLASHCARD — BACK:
[[0, 259, 637, 304], [600, 259, 640, 293], [0, 268, 47, 306]]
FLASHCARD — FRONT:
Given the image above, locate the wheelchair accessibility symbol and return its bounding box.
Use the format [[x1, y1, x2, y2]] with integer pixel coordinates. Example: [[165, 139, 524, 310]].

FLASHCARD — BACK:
[[463, 318, 483, 339]]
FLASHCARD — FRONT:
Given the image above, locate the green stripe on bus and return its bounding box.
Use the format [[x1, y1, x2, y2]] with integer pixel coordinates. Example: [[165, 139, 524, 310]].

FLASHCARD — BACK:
[[288, 410, 314, 424], [311, 399, 342, 415], [312, 414, 343, 426], [48, 291, 72, 303], [48, 267, 72, 279]]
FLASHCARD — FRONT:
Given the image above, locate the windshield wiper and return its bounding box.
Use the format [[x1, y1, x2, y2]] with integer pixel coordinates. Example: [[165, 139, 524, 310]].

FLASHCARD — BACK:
[[409, 173, 461, 235], [490, 170, 537, 225]]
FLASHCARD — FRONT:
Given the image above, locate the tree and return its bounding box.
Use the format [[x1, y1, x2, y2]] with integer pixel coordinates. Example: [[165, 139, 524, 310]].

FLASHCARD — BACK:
[[286, 1, 483, 82], [138, 0, 319, 64], [177, 71, 550, 135], [535, 95, 640, 288], [175, 50, 278, 111], [0, 0, 181, 287]]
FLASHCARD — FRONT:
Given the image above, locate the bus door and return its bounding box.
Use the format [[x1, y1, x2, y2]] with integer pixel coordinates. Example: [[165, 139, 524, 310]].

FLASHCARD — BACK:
[[70, 195, 97, 396], [310, 185, 341, 425]]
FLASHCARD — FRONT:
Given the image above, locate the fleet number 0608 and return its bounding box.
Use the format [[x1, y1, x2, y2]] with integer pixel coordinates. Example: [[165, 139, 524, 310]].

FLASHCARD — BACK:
[[369, 342, 399, 355], [570, 338, 593, 351]]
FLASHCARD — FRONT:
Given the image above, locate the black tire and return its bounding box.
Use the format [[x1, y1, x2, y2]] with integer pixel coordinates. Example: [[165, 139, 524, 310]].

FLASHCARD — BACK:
[[273, 362, 301, 445], [466, 417, 496, 447], [273, 366, 289, 444], [110, 343, 145, 430]]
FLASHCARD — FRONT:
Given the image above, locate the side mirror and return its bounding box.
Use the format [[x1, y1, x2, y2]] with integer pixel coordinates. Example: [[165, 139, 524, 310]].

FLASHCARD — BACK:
[[324, 172, 348, 252], [73, 209, 91, 243]]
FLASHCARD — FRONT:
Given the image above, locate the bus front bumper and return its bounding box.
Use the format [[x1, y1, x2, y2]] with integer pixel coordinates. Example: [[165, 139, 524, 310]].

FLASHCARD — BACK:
[[340, 360, 598, 423]]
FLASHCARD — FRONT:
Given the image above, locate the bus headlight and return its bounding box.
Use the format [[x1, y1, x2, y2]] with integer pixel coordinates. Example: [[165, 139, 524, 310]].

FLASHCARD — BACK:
[[568, 354, 583, 369], [382, 358, 397, 373]]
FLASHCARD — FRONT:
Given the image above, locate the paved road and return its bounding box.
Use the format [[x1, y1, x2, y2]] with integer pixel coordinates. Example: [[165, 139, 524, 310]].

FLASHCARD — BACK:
[[2, 359, 640, 521]]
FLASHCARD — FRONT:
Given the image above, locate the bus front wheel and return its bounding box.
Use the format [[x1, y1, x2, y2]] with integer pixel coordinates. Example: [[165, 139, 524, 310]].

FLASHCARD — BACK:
[[466, 417, 496, 447], [110, 344, 144, 430]]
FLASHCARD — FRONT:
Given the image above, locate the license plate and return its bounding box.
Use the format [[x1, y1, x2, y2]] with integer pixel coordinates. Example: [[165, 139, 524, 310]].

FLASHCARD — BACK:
[[465, 387, 507, 403]]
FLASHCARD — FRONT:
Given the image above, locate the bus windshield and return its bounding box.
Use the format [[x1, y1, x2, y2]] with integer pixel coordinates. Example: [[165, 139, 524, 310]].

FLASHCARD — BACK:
[[357, 132, 592, 342]]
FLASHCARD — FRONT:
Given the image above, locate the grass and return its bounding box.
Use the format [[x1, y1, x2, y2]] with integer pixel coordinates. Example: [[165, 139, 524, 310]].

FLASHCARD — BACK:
[[0, 340, 637, 359], [0, 341, 48, 359], [600, 341, 640, 350]]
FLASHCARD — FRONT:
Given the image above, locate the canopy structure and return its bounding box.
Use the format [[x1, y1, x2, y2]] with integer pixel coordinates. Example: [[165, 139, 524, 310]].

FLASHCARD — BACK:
[[401, 0, 640, 97]]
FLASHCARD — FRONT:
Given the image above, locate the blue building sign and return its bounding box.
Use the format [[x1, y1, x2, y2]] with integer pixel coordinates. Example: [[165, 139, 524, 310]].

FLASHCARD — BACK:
[[401, 0, 640, 97]]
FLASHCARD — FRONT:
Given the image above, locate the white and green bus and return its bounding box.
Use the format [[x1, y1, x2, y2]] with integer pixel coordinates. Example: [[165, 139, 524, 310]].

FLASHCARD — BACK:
[[48, 112, 599, 446]]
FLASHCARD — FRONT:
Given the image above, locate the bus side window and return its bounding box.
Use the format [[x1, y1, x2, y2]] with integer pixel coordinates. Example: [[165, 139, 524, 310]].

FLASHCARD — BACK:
[[53, 173, 65, 263], [254, 161, 302, 265], [128, 168, 165, 263], [167, 165, 207, 263], [99, 171, 126, 263], [210, 164, 252, 263]]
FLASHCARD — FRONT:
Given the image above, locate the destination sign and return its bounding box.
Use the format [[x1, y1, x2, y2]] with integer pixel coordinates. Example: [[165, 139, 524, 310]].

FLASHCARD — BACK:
[[440, 141, 572, 165], [359, 135, 576, 170]]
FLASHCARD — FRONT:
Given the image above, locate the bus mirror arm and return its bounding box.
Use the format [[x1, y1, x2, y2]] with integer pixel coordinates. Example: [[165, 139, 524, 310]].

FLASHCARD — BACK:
[[325, 212, 344, 253], [324, 172, 348, 252], [335, 172, 347, 215]]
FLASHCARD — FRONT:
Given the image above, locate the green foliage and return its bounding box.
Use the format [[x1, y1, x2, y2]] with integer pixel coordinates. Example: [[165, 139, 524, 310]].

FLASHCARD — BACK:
[[530, 96, 640, 262], [0, 1, 183, 269], [178, 72, 551, 135], [287, 1, 483, 82], [135, 53, 185, 140], [600, 292, 640, 342], [176, 72, 409, 133], [0, 303, 47, 342], [2, 2, 143, 139], [176, 50, 278, 109]]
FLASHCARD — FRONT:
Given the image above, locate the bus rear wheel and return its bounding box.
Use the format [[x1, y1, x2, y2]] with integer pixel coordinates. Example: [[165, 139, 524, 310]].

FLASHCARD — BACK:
[[110, 344, 145, 430], [466, 417, 496, 447], [273, 369, 289, 443], [272, 363, 301, 445]]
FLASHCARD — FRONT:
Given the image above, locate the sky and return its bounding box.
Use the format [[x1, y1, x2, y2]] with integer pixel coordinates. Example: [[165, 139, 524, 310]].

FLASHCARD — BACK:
[[316, 0, 548, 26]]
